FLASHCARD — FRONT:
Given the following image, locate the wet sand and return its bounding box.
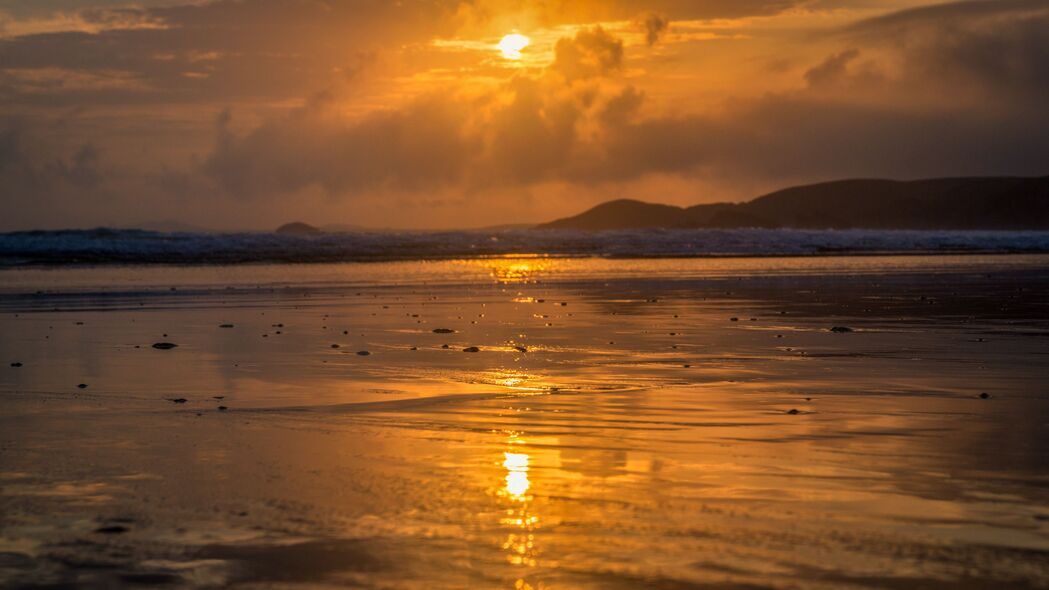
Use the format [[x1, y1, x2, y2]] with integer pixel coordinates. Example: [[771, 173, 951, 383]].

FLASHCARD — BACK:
[[1, 255, 1048, 589]]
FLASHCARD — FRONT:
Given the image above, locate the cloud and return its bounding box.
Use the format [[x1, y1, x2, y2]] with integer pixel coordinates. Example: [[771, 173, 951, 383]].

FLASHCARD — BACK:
[[845, 0, 1049, 104], [552, 26, 624, 81], [2, 0, 1048, 230], [637, 11, 670, 46], [803, 48, 860, 87]]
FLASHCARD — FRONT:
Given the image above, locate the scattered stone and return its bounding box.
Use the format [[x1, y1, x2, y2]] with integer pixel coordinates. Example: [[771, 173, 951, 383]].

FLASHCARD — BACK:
[[152, 342, 178, 350], [213, 396, 224, 400], [979, 392, 991, 399], [218, 406, 228, 411], [514, 346, 528, 353], [219, 324, 234, 328], [410, 346, 418, 351], [559, 302, 568, 306], [462, 346, 481, 353], [94, 525, 129, 534], [10, 362, 21, 367], [441, 344, 450, 349], [787, 409, 800, 415], [433, 328, 456, 334], [168, 398, 188, 404], [683, 364, 691, 368], [829, 326, 853, 333], [356, 350, 371, 356], [730, 317, 739, 322], [330, 344, 340, 348]]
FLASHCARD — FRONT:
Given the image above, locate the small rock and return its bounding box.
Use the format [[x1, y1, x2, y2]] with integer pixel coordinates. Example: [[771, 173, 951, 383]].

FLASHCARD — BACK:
[[433, 328, 456, 334], [513, 346, 528, 353], [218, 406, 228, 411], [730, 317, 739, 322], [213, 396, 224, 400], [829, 326, 853, 333], [441, 344, 450, 349], [94, 525, 129, 534], [979, 392, 991, 399], [410, 346, 418, 351], [219, 324, 234, 328], [462, 346, 481, 353], [168, 398, 188, 404], [787, 408, 800, 415], [10, 362, 21, 368], [331, 344, 340, 348], [356, 350, 371, 356], [152, 342, 178, 350], [77, 383, 88, 389]]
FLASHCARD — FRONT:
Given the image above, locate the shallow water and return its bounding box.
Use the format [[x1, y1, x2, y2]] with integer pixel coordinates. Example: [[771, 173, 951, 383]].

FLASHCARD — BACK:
[[1, 256, 1048, 588]]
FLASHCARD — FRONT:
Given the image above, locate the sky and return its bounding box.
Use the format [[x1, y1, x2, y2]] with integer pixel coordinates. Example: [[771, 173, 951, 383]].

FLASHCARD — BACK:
[[1, 0, 1047, 230]]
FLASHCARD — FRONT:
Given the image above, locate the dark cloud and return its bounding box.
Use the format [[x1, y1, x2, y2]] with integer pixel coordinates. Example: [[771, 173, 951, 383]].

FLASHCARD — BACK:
[[637, 11, 669, 46], [845, 0, 1049, 104]]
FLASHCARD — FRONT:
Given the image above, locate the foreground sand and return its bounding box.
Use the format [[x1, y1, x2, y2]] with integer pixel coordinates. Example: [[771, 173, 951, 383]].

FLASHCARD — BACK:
[[1, 256, 1048, 589]]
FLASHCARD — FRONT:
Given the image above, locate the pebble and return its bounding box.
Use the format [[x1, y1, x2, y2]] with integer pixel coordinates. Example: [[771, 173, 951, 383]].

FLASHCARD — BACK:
[[787, 409, 800, 415], [979, 392, 991, 399], [152, 342, 178, 349], [357, 350, 371, 356], [433, 328, 456, 334], [77, 383, 88, 389], [219, 324, 234, 328], [462, 346, 481, 353], [94, 525, 129, 534], [168, 398, 188, 404], [829, 326, 853, 333], [10, 362, 21, 367]]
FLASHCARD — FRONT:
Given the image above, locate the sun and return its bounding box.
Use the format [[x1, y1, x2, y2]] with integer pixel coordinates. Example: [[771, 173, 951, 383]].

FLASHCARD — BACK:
[[496, 33, 530, 60]]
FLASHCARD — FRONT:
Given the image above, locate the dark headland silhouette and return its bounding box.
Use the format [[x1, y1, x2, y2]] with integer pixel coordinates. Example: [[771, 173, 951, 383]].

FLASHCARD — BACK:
[[539, 177, 1049, 230], [275, 222, 323, 236]]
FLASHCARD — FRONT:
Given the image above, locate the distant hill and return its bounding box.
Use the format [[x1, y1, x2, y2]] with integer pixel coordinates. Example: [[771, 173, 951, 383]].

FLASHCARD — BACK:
[[539, 176, 1049, 230], [275, 222, 323, 236]]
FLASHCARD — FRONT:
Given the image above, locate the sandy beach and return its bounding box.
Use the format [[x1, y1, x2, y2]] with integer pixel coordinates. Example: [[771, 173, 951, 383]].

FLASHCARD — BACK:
[[2, 255, 1048, 589]]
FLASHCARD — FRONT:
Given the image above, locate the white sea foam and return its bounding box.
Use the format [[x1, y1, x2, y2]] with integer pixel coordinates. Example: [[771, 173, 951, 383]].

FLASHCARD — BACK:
[[1, 227, 1048, 266]]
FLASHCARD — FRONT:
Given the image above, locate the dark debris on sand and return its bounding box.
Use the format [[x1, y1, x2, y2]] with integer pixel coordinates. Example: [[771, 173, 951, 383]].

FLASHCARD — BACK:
[[829, 326, 853, 333], [152, 342, 178, 349], [462, 346, 481, 353]]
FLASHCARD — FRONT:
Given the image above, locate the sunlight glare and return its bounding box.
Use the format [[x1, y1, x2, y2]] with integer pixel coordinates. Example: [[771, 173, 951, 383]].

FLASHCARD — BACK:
[[497, 33, 530, 60]]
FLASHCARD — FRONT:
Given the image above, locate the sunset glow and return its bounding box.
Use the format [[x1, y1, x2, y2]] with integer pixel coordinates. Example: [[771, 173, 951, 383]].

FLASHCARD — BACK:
[[1, 3, 1047, 588]]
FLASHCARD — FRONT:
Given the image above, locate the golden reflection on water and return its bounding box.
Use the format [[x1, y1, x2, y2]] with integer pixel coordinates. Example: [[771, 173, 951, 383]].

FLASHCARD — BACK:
[[498, 437, 541, 583], [470, 255, 557, 284]]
